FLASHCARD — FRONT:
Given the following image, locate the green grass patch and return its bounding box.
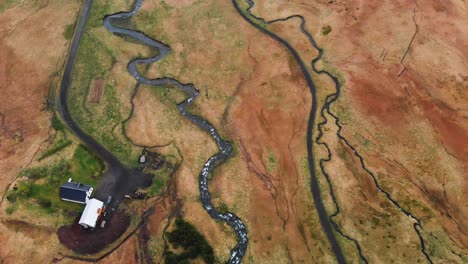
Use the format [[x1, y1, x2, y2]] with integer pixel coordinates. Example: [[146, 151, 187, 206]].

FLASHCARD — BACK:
[[85, 1, 112, 29], [400, 199, 434, 217], [63, 22, 76, 40], [165, 218, 215, 264], [69, 144, 105, 186], [0, 0, 16, 12], [333, 104, 353, 124], [133, 4, 172, 42], [8, 163, 82, 216], [147, 174, 166, 196], [352, 132, 374, 150], [426, 231, 467, 261], [18, 160, 70, 181], [7, 144, 104, 219], [52, 112, 66, 131]]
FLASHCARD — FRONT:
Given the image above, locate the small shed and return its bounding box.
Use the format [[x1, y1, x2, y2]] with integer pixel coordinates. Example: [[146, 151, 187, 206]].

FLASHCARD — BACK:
[[139, 155, 146, 164], [60, 179, 93, 204], [79, 198, 104, 228]]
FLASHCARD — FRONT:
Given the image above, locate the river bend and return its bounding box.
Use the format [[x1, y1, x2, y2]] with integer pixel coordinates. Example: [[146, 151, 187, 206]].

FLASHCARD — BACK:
[[103, 1, 248, 263]]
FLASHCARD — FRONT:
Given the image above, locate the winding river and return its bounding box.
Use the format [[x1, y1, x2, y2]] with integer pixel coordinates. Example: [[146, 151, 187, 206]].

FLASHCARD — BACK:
[[103, 1, 248, 263], [58, 0, 431, 263]]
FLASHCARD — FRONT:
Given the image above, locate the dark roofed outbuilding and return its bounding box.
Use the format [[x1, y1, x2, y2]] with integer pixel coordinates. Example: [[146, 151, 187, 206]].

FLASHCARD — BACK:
[[60, 180, 93, 204]]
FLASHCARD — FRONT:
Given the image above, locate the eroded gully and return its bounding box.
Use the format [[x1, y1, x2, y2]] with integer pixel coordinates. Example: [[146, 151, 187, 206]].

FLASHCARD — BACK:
[[103, 1, 248, 263], [234, 0, 432, 263]]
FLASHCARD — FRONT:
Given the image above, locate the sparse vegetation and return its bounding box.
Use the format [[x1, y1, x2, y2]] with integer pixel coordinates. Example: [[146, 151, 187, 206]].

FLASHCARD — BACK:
[[321, 25, 332, 36], [217, 201, 229, 213], [0, 0, 16, 12], [5, 206, 14, 215], [353, 133, 373, 150], [333, 104, 353, 124], [266, 152, 277, 174]]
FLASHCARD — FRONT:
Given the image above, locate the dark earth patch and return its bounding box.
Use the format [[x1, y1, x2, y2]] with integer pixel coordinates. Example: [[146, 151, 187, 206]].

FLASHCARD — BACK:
[[57, 211, 130, 254]]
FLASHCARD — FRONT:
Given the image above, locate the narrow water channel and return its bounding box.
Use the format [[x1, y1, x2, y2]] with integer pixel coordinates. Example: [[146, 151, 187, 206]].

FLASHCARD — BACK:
[[103, 1, 248, 263], [235, 1, 432, 263]]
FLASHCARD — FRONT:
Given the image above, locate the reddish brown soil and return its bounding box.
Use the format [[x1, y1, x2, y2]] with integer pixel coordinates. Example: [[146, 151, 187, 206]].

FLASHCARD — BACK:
[[57, 212, 131, 254], [0, 1, 81, 263], [325, 0, 468, 252], [89, 78, 104, 104], [229, 33, 318, 262], [92, 236, 140, 264], [251, 0, 467, 261], [125, 1, 336, 262], [2, 0, 465, 262], [0, 0, 79, 193]]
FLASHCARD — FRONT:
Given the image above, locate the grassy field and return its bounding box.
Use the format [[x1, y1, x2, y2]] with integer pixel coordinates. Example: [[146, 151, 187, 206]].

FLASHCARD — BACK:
[[146, 170, 167, 197], [6, 144, 104, 220], [5, 0, 173, 221], [67, 0, 144, 166]]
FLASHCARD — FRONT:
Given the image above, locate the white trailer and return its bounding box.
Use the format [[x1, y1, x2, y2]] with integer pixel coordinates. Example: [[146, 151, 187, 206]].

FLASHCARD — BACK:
[[79, 198, 104, 228]]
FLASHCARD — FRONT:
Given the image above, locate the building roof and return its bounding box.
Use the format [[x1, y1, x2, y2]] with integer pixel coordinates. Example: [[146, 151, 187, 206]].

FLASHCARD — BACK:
[[79, 198, 104, 228], [61, 182, 92, 191], [60, 181, 93, 204]]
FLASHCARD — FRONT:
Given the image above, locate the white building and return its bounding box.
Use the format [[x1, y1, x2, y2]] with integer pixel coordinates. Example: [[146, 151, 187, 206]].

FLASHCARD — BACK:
[[79, 198, 104, 228]]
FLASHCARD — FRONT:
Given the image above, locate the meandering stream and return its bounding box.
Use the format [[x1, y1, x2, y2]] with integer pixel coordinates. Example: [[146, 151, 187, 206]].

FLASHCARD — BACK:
[[232, 1, 347, 263], [234, 1, 433, 263], [103, 1, 248, 263], [59, 0, 432, 263]]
